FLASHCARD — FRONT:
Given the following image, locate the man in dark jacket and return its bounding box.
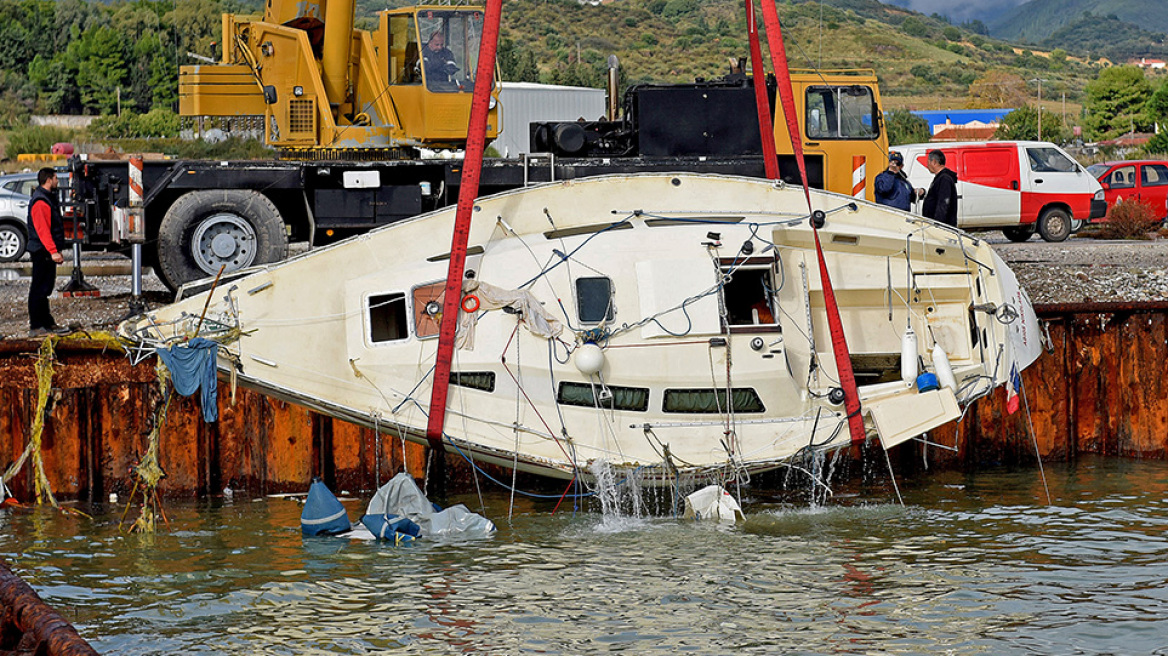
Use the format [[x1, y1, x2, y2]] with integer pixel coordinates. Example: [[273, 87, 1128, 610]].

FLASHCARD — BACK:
[[26, 167, 69, 336], [873, 151, 916, 211], [422, 31, 458, 89], [920, 149, 958, 227]]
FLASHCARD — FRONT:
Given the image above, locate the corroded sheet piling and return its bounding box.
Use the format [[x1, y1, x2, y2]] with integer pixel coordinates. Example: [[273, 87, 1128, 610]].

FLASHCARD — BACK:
[[1, 303, 1167, 500], [909, 303, 1168, 471], [0, 558, 98, 655], [0, 339, 427, 501]]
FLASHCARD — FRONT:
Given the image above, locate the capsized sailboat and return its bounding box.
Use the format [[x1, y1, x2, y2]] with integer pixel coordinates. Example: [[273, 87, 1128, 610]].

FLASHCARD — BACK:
[[120, 173, 1042, 485]]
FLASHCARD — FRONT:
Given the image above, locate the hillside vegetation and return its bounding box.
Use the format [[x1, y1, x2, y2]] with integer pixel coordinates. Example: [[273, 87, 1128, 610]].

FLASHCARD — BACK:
[[990, 0, 1168, 46], [0, 0, 1165, 156]]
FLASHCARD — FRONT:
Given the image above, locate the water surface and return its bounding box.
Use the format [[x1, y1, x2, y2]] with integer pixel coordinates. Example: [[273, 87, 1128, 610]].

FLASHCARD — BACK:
[[3, 456, 1168, 655]]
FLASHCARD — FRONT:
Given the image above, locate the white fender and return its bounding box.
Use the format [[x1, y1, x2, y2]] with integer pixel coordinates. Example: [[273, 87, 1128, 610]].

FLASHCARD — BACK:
[[932, 343, 957, 392], [901, 327, 918, 386]]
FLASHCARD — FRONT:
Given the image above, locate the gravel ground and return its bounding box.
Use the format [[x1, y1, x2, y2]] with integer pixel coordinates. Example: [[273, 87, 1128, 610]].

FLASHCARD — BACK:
[[0, 232, 1164, 339], [984, 231, 1168, 305]]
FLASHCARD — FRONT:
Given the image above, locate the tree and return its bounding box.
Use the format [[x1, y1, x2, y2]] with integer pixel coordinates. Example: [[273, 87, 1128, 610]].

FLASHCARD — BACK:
[[995, 105, 1069, 143], [164, 0, 220, 58], [901, 17, 927, 37], [1144, 130, 1168, 156], [884, 109, 930, 146], [72, 25, 129, 114], [1084, 65, 1153, 139], [1147, 80, 1168, 127], [28, 53, 80, 114], [966, 70, 1028, 109], [499, 39, 540, 83]]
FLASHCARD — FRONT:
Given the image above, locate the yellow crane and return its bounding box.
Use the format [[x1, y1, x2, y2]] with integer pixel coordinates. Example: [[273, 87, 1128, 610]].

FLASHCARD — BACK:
[[179, 1, 500, 159]]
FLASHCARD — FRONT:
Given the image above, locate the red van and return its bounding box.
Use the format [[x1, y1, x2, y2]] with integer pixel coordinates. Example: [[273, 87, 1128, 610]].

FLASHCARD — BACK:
[[1087, 160, 1168, 220], [898, 141, 1107, 242]]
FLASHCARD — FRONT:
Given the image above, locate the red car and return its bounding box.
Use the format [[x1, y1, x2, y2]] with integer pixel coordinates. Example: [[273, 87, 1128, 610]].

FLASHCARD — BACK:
[[1087, 160, 1168, 220]]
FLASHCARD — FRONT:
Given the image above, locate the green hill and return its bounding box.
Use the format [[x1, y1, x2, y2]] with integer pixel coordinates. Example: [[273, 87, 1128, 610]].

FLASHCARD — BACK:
[[489, 0, 1107, 110], [0, 0, 1145, 139], [1039, 14, 1168, 62], [989, 0, 1168, 43]]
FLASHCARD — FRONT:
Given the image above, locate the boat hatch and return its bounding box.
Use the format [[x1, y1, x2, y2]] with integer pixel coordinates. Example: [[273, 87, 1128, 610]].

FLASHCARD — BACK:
[[368, 292, 409, 342], [721, 259, 779, 331], [866, 387, 960, 449]]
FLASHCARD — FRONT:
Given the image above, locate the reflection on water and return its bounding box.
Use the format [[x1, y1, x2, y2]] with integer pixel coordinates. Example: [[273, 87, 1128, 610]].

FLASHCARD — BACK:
[[4, 456, 1168, 654]]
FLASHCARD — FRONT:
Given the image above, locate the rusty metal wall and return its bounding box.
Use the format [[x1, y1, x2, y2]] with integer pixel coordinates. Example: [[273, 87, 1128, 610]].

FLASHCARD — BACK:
[[0, 342, 427, 501], [0, 307, 1164, 500]]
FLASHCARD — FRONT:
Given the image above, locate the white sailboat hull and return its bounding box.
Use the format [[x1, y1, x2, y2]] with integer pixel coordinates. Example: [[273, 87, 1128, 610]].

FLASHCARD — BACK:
[[123, 174, 1042, 485]]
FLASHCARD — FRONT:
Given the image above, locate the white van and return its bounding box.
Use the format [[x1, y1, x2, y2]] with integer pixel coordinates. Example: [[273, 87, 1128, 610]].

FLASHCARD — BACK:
[[895, 141, 1106, 242]]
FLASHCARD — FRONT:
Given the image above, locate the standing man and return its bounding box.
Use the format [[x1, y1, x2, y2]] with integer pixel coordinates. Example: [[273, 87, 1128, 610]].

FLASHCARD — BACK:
[[27, 168, 69, 336], [873, 151, 916, 211], [920, 149, 958, 228]]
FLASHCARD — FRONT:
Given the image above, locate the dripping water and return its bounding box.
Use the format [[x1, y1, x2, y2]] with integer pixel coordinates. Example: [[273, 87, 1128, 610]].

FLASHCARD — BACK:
[[587, 460, 650, 530]]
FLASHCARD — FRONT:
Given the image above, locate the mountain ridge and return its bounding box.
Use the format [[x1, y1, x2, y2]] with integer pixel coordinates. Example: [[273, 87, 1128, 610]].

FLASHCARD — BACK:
[[989, 0, 1168, 42]]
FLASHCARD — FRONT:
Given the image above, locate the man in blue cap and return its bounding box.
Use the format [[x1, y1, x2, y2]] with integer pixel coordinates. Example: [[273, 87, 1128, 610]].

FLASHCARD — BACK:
[[874, 151, 916, 212]]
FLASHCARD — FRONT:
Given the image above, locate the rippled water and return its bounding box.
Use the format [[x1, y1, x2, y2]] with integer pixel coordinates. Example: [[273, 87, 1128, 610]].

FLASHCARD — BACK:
[[4, 456, 1168, 655]]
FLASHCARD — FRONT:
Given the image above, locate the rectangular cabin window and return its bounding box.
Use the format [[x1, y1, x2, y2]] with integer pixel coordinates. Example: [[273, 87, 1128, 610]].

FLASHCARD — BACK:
[[369, 292, 409, 343], [663, 388, 766, 413], [576, 276, 615, 324], [721, 266, 777, 327], [558, 382, 649, 412], [451, 371, 496, 392], [805, 85, 878, 140]]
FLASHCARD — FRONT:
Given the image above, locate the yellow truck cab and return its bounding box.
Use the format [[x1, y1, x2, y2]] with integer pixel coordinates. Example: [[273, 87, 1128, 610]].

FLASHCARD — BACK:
[[778, 69, 889, 198]]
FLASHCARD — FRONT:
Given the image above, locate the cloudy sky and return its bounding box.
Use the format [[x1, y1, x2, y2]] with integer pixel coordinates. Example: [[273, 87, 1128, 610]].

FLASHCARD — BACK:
[[885, 0, 1032, 25]]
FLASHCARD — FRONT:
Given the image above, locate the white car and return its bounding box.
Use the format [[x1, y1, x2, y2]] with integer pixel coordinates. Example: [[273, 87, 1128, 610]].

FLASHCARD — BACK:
[[0, 172, 71, 262]]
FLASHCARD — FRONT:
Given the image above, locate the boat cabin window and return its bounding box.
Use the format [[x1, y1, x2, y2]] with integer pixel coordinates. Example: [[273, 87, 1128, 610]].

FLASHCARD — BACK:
[[368, 292, 409, 343], [557, 382, 649, 412], [412, 281, 445, 339], [451, 371, 496, 392], [576, 276, 615, 324], [805, 85, 879, 140], [721, 264, 777, 328], [663, 388, 766, 413]]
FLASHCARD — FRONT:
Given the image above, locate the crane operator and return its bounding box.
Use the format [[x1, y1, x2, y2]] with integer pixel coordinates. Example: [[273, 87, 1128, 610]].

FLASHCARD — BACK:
[[423, 31, 458, 90]]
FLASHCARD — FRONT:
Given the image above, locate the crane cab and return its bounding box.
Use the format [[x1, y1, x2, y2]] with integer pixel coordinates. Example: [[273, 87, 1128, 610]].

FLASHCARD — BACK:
[[179, 2, 497, 157], [377, 6, 499, 148]]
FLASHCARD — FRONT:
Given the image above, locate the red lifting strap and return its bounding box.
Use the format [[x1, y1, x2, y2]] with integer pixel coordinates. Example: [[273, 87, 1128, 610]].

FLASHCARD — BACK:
[[755, 0, 866, 444], [745, 0, 779, 182], [426, 0, 503, 451]]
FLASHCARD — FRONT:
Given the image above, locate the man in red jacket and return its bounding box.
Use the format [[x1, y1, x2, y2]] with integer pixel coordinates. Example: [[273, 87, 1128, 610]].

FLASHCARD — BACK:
[[26, 168, 70, 336]]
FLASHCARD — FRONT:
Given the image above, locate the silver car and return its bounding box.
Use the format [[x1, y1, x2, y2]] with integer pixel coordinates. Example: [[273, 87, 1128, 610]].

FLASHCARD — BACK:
[[0, 172, 70, 262]]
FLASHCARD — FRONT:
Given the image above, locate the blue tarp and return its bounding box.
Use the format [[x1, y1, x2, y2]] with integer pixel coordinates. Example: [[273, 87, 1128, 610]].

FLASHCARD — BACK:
[[360, 513, 420, 544], [156, 337, 219, 422], [301, 479, 351, 536]]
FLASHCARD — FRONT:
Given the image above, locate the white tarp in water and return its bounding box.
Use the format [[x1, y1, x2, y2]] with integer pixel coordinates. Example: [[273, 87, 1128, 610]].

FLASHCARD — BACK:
[[366, 472, 496, 538], [682, 485, 744, 523]]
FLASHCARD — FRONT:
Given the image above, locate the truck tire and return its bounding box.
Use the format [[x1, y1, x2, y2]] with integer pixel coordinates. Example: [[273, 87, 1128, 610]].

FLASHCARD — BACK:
[[156, 190, 287, 291], [1002, 225, 1036, 242], [0, 222, 27, 262], [1037, 208, 1072, 242]]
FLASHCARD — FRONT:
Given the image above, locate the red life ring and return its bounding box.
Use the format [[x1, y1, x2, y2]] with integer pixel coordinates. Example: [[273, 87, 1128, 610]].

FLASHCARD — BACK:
[[461, 294, 480, 313]]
